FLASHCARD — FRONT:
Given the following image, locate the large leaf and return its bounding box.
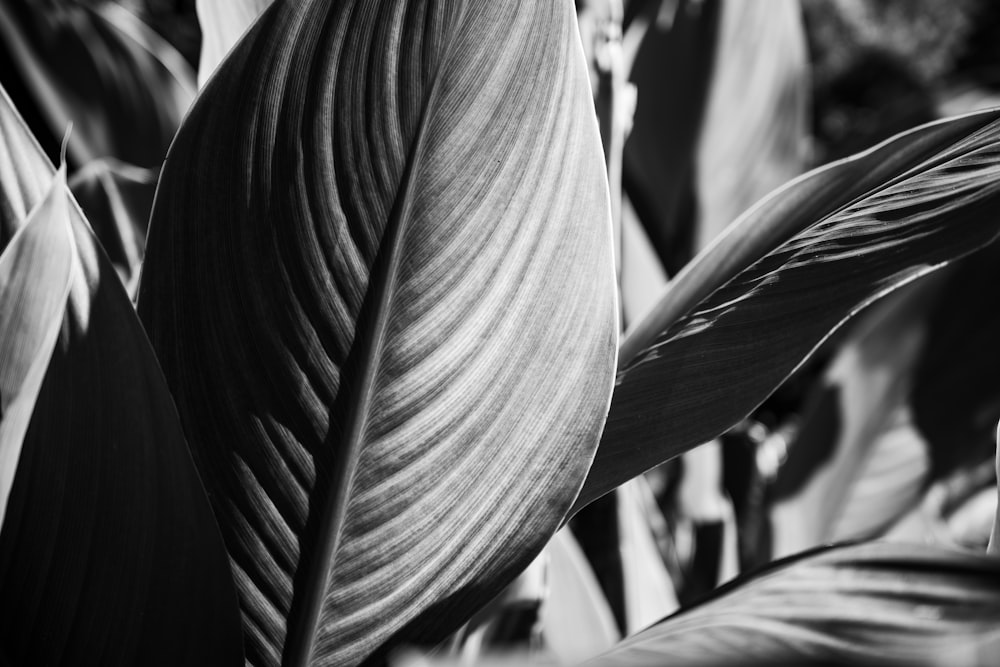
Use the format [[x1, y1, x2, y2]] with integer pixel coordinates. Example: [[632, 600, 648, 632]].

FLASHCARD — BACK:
[[137, 1, 617, 665], [0, 0, 195, 167], [573, 107, 1000, 514], [583, 542, 1000, 665], [0, 86, 243, 665]]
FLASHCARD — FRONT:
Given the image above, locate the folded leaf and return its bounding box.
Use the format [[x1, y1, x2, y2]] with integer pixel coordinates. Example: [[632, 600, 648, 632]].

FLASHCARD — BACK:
[[137, 1, 617, 664], [0, 85, 243, 666], [574, 107, 1000, 514], [585, 542, 1000, 665]]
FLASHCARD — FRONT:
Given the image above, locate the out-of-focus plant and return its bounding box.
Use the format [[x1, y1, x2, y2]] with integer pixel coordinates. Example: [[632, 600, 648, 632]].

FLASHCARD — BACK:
[[5, 1, 1000, 666]]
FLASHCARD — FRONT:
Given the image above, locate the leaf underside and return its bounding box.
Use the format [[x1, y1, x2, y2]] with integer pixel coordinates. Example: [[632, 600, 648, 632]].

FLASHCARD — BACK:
[[0, 85, 243, 667], [137, 1, 617, 665], [574, 108, 1000, 514]]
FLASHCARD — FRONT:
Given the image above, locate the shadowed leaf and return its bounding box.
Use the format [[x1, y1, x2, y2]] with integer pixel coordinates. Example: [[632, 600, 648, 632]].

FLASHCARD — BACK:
[[0, 85, 243, 667], [0, 0, 194, 167], [137, 1, 617, 664]]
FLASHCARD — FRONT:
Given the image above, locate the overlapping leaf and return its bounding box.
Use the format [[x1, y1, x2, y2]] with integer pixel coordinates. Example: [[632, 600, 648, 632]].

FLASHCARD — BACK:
[[574, 108, 1000, 513], [0, 86, 242, 666], [137, 1, 617, 664], [584, 542, 1000, 665]]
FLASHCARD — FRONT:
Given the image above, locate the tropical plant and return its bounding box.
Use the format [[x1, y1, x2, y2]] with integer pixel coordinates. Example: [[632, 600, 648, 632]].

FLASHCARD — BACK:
[[4, 1, 1000, 666]]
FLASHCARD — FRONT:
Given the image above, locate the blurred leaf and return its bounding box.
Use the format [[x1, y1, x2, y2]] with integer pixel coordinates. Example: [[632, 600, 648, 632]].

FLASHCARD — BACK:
[[770, 281, 936, 557], [693, 0, 808, 251], [574, 108, 1000, 514], [0, 84, 242, 666], [829, 407, 930, 542], [584, 542, 1000, 666], [541, 528, 621, 664], [620, 196, 668, 327], [68, 157, 156, 295], [137, 2, 617, 664], [0, 0, 195, 167], [617, 477, 678, 633], [195, 0, 271, 87]]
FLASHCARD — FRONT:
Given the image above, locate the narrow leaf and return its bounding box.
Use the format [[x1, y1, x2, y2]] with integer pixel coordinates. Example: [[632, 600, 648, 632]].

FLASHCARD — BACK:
[[574, 108, 1000, 514], [585, 542, 1000, 666], [137, 2, 617, 665], [0, 84, 243, 666]]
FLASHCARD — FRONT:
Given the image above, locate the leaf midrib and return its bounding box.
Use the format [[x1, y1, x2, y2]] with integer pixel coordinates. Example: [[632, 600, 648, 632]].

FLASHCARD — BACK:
[[281, 15, 460, 667]]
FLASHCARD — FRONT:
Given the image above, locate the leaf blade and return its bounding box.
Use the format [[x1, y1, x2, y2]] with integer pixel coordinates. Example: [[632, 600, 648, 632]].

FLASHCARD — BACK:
[[575, 108, 1000, 514], [138, 2, 618, 664]]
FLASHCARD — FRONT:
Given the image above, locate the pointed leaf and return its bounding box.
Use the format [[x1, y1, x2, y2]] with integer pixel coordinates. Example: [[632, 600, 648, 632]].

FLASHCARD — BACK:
[[137, 2, 617, 664], [0, 85, 243, 666], [574, 108, 1000, 514], [585, 542, 1000, 665]]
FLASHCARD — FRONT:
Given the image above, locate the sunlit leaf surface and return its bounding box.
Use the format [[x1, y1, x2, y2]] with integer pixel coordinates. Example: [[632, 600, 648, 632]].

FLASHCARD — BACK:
[[138, 1, 617, 664]]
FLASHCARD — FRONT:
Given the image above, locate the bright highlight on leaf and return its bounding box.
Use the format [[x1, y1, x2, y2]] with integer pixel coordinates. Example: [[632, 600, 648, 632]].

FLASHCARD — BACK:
[[138, 1, 617, 664]]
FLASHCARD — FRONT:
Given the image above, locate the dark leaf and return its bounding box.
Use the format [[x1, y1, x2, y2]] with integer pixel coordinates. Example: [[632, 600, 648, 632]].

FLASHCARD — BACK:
[[0, 85, 243, 666]]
